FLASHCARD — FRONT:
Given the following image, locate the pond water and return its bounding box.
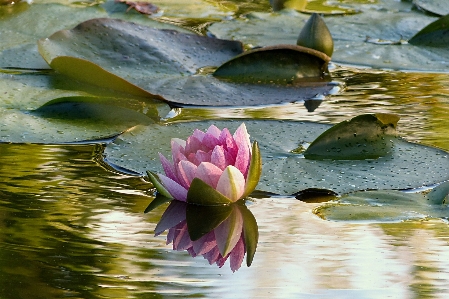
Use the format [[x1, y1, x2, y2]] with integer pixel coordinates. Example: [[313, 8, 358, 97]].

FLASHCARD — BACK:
[[1, 1, 449, 298]]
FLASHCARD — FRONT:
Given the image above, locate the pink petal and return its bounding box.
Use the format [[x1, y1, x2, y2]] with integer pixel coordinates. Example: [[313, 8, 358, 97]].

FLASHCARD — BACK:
[[233, 123, 251, 177], [195, 150, 212, 165], [171, 138, 185, 163], [196, 162, 223, 189], [154, 201, 186, 236], [177, 160, 197, 188], [216, 254, 228, 268], [216, 165, 245, 202], [219, 128, 238, 159], [185, 135, 208, 156], [173, 221, 193, 251], [210, 145, 227, 170], [192, 128, 206, 142], [229, 236, 245, 272], [159, 153, 177, 181], [206, 125, 222, 138], [192, 231, 217, 255], [203, 246, 220, 265], [158, 174, 188, 201], [202, 133, 220, 150], [167, 227, 175, 245]]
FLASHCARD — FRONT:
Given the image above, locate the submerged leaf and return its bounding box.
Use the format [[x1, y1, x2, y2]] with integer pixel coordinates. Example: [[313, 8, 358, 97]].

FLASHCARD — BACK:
[[304, 113, 400, 160], [314, 188, 449, 222], [409, 14, 449, 47], [413, 0, 449, 17]]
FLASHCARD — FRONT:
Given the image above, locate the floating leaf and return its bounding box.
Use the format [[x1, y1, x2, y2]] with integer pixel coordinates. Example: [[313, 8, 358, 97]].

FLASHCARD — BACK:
[[102, 119, 449, 195], [409, 14, 449, 47], [213, 45, 330, 84], [296, 13, 333, 57], [32, 96, 156, 126], [0, 72, 167, 144], [413, 0, 449, 17], [304, 114, 399, 160], [208, 9, 449, 72], [270, 0, 356, 14], [38, 18, 337, 107], [314, 187, 449, 222]]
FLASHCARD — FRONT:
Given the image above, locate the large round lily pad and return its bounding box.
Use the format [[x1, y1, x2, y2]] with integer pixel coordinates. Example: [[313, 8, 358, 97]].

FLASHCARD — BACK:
[[101, 119, 449, 195], [0, 72, 167, 144], [37, 18, 337, 107], [208, 9, 448, 72]]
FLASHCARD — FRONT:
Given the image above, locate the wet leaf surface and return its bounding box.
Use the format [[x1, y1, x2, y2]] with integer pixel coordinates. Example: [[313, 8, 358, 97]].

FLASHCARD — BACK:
[[38, 18, 337, 107], [102, 119, 449, 195], [314, 181, 449, 222], [208, 8, 449, 72]]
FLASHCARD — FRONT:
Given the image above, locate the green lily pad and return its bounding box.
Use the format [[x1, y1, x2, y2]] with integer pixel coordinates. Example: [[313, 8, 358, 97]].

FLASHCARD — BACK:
[[102, 119, 449, 195], [213, 45, 331, 84], [314, 181, 449, 222], [208, 9, 449, 72], [0, 72, 167, 144], [304, 114, 399, 160], [270, 0, 357, 14], [413, 0, 449, 16], [0, 1, 195, 70], [409, 14, 449, 47], [38, 18, 337, 107]]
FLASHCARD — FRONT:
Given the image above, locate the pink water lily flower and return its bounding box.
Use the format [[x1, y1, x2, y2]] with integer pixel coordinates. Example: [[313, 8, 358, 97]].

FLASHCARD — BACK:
[[148, 123, 261, 204]]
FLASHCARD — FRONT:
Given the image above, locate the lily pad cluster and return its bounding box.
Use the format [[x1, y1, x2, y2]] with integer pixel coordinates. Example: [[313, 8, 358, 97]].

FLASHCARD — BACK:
[[209, 2, 449, 72]]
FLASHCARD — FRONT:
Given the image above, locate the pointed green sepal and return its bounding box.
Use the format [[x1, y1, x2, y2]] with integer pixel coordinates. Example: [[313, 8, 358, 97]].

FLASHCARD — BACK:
[[146, 170, 173, 199], [238, 203, 259, 267], [186, 204, 233, 241], [187, 178, 233, 206], [242, 141, 262, 198], [144, 194, 173, 213]]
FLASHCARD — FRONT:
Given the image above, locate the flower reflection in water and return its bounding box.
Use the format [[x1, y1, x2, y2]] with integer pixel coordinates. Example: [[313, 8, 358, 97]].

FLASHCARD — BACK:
[[153, 200, 258, 272]]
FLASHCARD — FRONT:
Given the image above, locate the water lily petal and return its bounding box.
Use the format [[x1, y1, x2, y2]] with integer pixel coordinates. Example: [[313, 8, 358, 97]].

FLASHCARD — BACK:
[[206, 125, 222, 138], [159, 153, 177, 181], [219, 128, 238, 159], [158, 173, 188, 201], [203, 246, 220, 265], [185, 135, 209, 157], [192, 231, 217, 255], [196, 162, 223, 189], [233, 123, 251, 177], [195, 150, 212, 165], [154, 200, 186, 236], [216, 165, 245, 202], [229, 236, 245, 272], [173, 221, 193, 250], [177, 160, 197, 188], [210, 145, 227, 170], [171, 139, 187, 166]]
